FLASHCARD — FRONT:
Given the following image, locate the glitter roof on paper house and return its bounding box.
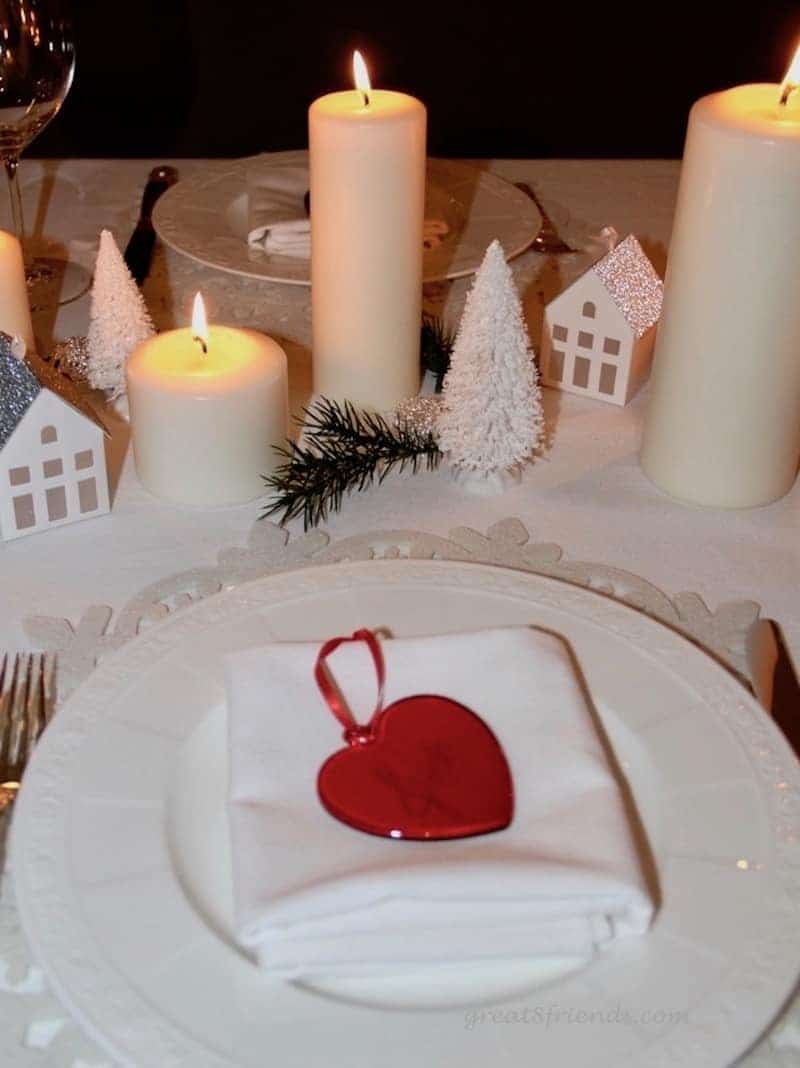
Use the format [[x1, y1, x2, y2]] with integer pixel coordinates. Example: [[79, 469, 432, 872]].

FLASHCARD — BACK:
[[590, 234, 663, 339], [0, 339, 41, 450]]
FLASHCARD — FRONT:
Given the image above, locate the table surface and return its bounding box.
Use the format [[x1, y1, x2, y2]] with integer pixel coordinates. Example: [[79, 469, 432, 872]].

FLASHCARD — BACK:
[[1, 156, 797, 666], [0, 157, 798, 1067]]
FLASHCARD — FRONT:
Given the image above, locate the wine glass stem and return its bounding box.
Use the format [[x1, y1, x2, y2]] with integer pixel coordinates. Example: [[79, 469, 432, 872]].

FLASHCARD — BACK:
[[3, 157, 31, 267]]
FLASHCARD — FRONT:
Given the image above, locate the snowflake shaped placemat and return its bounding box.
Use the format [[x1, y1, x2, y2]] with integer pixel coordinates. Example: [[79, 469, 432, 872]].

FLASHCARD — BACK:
[[22, 516, 760, 701]]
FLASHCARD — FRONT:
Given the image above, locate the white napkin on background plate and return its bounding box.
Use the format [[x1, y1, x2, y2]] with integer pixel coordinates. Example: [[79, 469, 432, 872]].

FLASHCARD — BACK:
[[246, 162, 310, 257], [225, 627, 654, 979], [248, 216, 310, 257]]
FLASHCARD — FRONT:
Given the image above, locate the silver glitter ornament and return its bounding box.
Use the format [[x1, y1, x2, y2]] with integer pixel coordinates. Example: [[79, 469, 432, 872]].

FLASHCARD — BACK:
[[46, 335, 91, 383], [394, 395, 442, 439]]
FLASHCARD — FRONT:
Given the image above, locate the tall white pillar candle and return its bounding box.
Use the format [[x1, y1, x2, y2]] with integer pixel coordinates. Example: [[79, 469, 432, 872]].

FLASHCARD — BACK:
[[0, 230, 34, 354], [642, 74, 800, 507], [309, 54, 425, 411], [126, 298, 288, 507]]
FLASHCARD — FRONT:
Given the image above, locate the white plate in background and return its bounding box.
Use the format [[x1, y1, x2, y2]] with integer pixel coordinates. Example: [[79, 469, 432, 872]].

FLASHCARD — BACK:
[[152, 152, 541, 285]]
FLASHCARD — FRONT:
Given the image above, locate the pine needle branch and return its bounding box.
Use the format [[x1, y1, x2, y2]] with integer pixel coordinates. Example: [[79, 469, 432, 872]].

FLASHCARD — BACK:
[[261, 398, 441, 530], [420, 314, 456, 391]]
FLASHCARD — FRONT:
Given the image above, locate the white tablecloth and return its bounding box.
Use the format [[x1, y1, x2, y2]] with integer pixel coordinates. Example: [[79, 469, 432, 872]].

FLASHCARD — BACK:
[[0, 157, 798, 1066]]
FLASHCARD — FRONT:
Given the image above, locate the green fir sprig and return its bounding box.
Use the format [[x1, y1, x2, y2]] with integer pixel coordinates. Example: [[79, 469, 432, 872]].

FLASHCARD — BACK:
[[261, 397, 442, 531], [420, 314, 456, 391]]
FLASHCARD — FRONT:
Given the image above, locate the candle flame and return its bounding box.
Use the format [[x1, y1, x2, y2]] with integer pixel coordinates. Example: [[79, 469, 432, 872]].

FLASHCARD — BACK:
[[192, 292, 208, 341], [780, 42, 800, 105], [353, 50, 371, 105], [192, 292, 209, 354]]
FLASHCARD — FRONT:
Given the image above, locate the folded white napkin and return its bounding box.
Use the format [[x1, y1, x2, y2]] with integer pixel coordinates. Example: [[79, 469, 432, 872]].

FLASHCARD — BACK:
[[246, 161, 310, 257], [226, 627, 653, 979], [248, 217, 310, 257]]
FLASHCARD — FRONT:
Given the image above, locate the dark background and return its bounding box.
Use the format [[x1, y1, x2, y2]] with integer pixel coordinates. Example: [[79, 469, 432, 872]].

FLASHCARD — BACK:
[[32, 1, 800, 159]]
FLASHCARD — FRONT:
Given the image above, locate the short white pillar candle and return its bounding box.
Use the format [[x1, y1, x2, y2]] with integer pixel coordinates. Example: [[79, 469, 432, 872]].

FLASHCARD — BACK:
[[126, 295, 288, 507]]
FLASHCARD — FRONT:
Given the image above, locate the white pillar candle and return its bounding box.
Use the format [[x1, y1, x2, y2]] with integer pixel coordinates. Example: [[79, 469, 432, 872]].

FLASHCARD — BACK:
[[126, 296, 288, 507], [642, 57, 800, 508], [309, 52, 425, 411], [0, 230, 34, 354]]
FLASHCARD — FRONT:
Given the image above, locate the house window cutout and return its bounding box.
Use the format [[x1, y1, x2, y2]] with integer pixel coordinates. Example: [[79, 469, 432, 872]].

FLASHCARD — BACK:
[[599, 363, 618, 395], [577, 331, 594, 349], [13, 494, 35, 529], [9, 466, 30, 486], [548, 349, 565, 382], [41, 425, 58, 445], [43, 458, 63, 478], [74, 449, 93, 471], [582, 301, 596, 319], [78, 477, 98, 514], [552, 324, 568, 342], [46, 485, 67, 521], [573, 356, 591, 389], [603, 337, 621, 356]]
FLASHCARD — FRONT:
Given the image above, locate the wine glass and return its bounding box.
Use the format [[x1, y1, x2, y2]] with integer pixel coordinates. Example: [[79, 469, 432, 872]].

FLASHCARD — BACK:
[[0, 0, 76, 299]]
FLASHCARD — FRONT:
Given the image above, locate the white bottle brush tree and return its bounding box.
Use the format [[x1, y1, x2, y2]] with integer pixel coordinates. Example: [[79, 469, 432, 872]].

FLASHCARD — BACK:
[[438, 239, 544, 487], [86, 229, 155, 396]]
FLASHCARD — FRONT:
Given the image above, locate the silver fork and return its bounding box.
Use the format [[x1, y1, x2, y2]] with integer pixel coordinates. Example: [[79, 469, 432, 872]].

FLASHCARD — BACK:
[[0, 653, 56, 811]]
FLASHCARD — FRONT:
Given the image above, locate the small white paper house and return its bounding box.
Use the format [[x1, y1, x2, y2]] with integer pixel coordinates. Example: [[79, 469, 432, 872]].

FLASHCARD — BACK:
[[539, 235, 663, 406], [0, 351, 110, 541]]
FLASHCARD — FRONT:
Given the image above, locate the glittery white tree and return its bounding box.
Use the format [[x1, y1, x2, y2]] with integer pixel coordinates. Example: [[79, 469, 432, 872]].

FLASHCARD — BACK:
[[438, 240, 544, 485], [86, 229, 155, 396]]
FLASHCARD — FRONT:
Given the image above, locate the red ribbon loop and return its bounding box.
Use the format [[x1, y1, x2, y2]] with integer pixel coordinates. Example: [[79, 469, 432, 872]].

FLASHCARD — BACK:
[[314, 629, 385, 745]]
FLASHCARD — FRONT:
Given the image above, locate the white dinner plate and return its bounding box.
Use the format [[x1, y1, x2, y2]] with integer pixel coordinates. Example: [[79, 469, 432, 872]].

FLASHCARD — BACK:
[[151, 152, 541, 285], [12, 560, 800, 1068]]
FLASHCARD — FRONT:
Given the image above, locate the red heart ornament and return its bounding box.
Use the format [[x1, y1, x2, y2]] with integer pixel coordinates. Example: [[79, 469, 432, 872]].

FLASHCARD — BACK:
[[315, 631, 514, 841]]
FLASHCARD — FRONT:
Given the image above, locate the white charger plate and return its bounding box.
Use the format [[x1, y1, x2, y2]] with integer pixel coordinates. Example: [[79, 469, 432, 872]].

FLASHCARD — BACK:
[[151, 152, 541, 285], [11, 560, 800, 1068]]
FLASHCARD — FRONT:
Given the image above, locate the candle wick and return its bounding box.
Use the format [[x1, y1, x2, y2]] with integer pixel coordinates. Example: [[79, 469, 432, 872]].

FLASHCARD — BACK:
[[780, 82, 795, 107], [362, 90, 370, 108], [193, 335, 208, 355]]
